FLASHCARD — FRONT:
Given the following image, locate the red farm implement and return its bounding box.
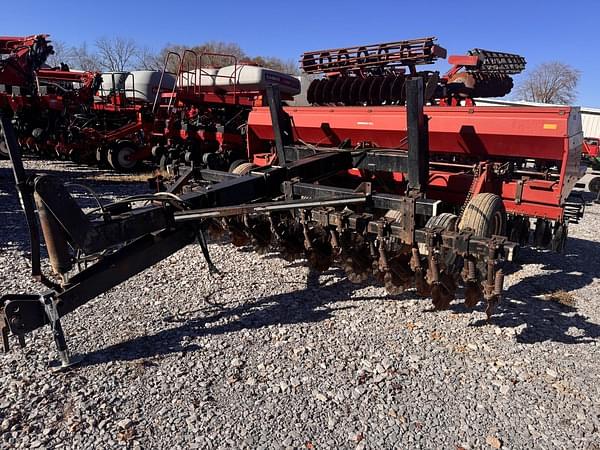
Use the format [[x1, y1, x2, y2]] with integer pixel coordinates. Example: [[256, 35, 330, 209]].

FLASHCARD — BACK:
[[0, 35, 301, 172], [146, 49, 300, 173], [0, 34, 140, 168], [0, 37, 587, 369]]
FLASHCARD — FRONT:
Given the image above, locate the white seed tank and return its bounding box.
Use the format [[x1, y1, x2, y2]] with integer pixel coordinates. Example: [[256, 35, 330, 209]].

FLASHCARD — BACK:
[[124, 71, 176, 102], [215, 65, 300, 95], [178, 68, 218, 88], [97, 71, 176, 102], [98, 72, 129, 97]]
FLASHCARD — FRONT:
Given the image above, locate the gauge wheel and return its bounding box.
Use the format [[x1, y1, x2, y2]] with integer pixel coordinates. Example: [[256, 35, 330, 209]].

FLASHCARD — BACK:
[[107, 142, 140, 172], [459, 193, 506, 237]]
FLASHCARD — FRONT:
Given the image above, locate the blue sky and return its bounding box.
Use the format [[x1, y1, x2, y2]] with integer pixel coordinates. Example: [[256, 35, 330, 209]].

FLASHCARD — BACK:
[[4, 0, 599, 106]]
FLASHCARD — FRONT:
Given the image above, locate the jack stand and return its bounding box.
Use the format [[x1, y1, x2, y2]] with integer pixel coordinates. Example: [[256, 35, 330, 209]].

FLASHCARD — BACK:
[[41, 294, 81, 372]]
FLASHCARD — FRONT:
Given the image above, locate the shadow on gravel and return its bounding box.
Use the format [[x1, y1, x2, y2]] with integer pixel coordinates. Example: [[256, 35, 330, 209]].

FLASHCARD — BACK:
[[469, 236, 600, 344], [78, 270, 400, 367], [0, 163, 151, 250], [74, 233, 600, 366]]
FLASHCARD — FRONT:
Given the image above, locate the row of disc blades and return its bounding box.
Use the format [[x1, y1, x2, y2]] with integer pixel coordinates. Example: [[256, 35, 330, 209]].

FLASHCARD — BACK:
[[307, 72, 515, 105], [307, 74, 416, 106], [469, 73, 515, 98]]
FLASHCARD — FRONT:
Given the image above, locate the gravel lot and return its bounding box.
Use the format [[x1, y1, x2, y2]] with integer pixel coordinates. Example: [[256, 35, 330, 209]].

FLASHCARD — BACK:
[[1, 159, 599, 449]]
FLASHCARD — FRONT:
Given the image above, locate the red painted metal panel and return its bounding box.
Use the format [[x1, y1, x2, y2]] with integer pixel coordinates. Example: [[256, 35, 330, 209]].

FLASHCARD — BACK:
[[447, 55, 479, 66], [247, 105, 583, 220], [248, 105, 579, 161]]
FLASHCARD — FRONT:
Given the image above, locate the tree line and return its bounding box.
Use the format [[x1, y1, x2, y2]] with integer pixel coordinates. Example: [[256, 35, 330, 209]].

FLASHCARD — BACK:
[[46, 37, 582, 105], [46, 37, 299, 75]]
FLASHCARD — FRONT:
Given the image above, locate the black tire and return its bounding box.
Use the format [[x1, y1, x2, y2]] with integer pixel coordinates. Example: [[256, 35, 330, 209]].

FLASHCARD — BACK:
[[459, 193, 506, 237], [426, 213, 459, 267], [228, 159, 249, 173], [107, 142, 140, 172], [425, 212, 458, 231]]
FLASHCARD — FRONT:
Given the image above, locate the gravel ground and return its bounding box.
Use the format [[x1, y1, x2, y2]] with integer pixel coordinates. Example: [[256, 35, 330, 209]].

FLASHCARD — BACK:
[[0, 158, 599, 450]]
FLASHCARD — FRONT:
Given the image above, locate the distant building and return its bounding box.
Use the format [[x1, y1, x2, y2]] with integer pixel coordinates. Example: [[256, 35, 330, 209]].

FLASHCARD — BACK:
[[475, 99, 600, 139]]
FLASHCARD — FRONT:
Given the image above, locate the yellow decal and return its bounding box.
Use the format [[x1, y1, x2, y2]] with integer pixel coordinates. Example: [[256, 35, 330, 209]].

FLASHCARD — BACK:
[[543, 123, 558, 130]]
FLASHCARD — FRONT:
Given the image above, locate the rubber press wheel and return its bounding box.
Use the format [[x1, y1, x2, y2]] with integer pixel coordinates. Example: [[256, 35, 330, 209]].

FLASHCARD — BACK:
[[426, 213, 459, 267], [458, 193, 507, 237], [425, 213, 458, 232]]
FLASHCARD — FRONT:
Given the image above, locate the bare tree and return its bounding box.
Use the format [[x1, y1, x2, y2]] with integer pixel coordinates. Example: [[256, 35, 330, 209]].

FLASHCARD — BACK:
[[248, 56, 298, 75], [95, 37, 138, 72], [515, 62, 580, 104], [156, 41, 300, 74], [47, 37, 299, 75], [70, 43, 101, 72], [136, 46, 162, 70], [45, 40, 74, 68]]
